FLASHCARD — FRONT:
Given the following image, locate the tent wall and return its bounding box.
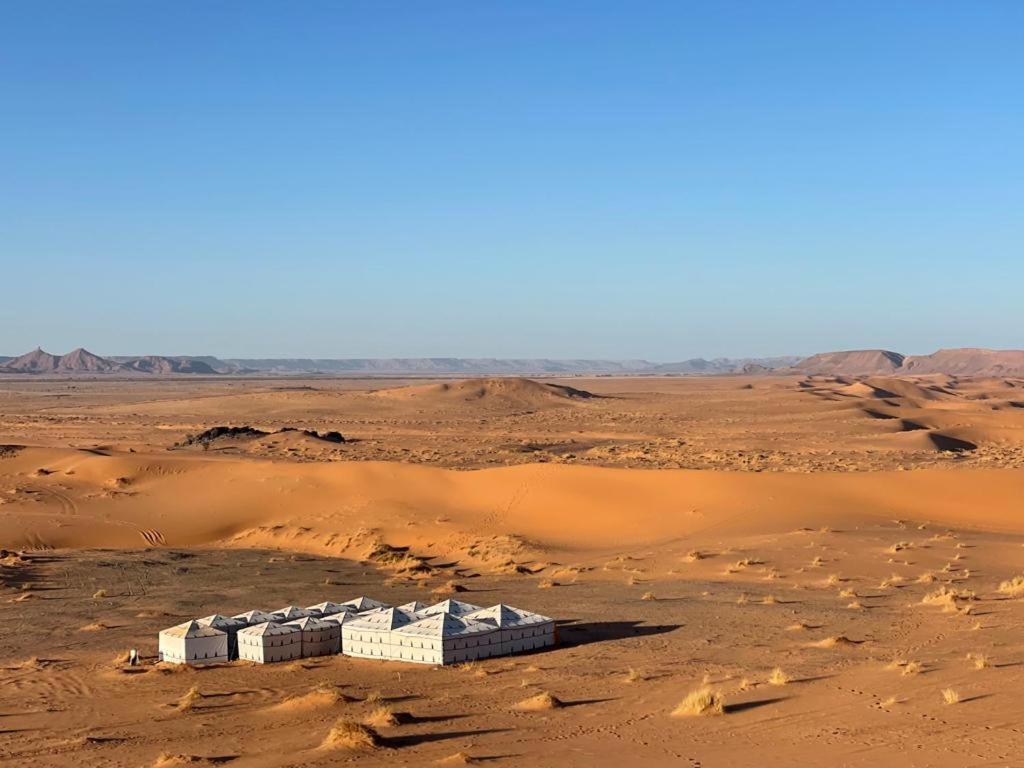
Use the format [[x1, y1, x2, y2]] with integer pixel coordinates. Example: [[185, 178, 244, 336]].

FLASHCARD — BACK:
[[158, 632, 228, 666], [237, 633, 302, 664]]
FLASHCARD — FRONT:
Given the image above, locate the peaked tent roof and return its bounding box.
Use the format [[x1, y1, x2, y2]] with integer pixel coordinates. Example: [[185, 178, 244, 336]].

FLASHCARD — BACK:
[[232, 610, 274, 624], [394, 612, 498, 639], [422, 599, 484, 617], [285, 616, 335, 630], [346, 606, 426, 631], [342, 596, 389, 612], [160, 620, 227, 639], [238, 621, 298, 637], [197, 614, 247, 629], [272, 606, 311, 620], [307, 601, 349, 615], [397, 601, 429, 612], [465, 604, 552, 627]]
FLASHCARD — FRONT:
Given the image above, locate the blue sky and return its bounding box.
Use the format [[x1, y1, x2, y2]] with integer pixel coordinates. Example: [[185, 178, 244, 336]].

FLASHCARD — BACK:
[[1, 2, 1021, 359]]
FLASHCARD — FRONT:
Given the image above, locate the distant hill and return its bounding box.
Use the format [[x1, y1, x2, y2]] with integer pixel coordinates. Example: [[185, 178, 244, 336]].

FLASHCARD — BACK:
[[794, 350, 906, 376], [899, 348, 1024, 377], [0, 347, 123, 374], [118, 356, 219, 375], [6, 347, 1023, 377], [793, 348, 1024, 377]]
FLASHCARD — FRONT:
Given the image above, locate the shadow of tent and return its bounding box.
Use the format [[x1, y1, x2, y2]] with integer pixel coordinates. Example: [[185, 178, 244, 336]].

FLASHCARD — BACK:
[[385, 728, 514, 749], [556, 621, 681, 646], [724, 696, 786, 714]]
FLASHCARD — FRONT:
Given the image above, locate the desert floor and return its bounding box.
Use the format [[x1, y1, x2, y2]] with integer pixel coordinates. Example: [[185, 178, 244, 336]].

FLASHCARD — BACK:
[[3, 374, 1024, 767]]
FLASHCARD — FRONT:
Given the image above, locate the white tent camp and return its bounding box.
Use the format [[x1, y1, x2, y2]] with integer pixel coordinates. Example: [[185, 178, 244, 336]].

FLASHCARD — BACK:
[[158, 595, 555, 666], [391, 612, 502, 664], [341, 606, 426, 660], [465, 604, 556, 655], [237, 622, 302, 664], [422, 598, 483, 617], [342, 596, 389, 613], [307, 601, 347, 617], [158, 620, 229, 666], [271, 605, 315, 621], [196, 614, 248, 659], [232, 609, 274, 626], [285, 616, 341, 657]]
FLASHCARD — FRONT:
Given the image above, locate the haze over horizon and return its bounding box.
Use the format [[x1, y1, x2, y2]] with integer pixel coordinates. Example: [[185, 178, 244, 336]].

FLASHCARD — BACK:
[[3, 2, 1022, 358]]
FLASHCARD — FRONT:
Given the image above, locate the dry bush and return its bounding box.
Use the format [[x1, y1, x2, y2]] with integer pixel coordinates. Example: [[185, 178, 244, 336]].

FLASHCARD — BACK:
[[998, 575, 1024, 598], [941, 688, 960, 705], [537, 579, 557, 589], [641, 591, 656, 601], [917, 572, 936, 584], [880, 696, 898, 707], [736, 593, 749, 604], [839, 587, 857, 598], [364, 705, 399, 728], [684, 550, 705, 563], [92, 589, 108, 599], [515, 691, 563, 711], [767, 668, 790, 686], [321, 720, 381, 751], [847, 600, 865, 611], [176, 686, 202, 713], [967, 653, 990, 670], [671, 687, 724, 717], [623, 667, 642, 683], [761, 595, 778, 605], [901, 661, 923, 676]]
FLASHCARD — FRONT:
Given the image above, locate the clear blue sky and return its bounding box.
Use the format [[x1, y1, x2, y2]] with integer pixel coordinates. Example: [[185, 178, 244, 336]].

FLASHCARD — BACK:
[[2, 2, 1021, 360]]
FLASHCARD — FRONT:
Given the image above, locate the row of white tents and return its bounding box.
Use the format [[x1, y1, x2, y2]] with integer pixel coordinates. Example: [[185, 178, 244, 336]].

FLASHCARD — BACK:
[[158, 596, 555, 666]]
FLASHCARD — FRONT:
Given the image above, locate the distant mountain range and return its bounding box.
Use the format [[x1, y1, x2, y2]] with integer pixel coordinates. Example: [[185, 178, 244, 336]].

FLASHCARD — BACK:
[[3, 347, 1024, 377]]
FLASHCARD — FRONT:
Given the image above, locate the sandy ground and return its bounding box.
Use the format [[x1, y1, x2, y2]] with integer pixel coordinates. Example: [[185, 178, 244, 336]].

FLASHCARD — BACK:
[[3, 375, 1024, 766]]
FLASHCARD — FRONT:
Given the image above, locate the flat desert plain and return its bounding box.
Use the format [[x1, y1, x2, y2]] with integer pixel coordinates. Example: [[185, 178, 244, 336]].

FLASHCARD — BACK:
[[3, 374, 1024, 767]]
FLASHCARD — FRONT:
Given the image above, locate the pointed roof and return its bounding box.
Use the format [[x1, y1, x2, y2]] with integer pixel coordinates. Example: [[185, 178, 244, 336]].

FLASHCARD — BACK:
[[237, 621, 299, 637], [160, 619, 226, 639], [345, 606, 426, 631], [319, 611, 357, 627], [307, 601, 350, 616], [285, 616, 334, 630], [422, 599, 483, 617], [271, 605, 311, 620], [464, 604, 552, 628], [196, 614, 246, 629], [342, 596, 389, 612], [393, 612, 497, 639], [397, 600, 429, 612], [232, 609, 274, 625]]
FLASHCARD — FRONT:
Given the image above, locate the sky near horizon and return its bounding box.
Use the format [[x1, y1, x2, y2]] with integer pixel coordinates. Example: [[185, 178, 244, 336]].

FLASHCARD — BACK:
[[1, 2, 1022, 360]]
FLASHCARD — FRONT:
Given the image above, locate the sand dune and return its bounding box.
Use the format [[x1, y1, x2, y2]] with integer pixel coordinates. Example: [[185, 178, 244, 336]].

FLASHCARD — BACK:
[[4, 447, 1024, 562], [371, 377, 597, 407]]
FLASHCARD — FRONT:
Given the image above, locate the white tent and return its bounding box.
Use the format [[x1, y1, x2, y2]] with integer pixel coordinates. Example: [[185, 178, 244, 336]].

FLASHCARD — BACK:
[[158, 620, 228, 666], [342, 596, 389, 613], [307, 601, 347, 617], [232, 609, 274, 626], [391, 612, 502, 665], [422, 598, 483, 617], [286, 616, 341, 657], [196, 614, 247, 659], [341, 607, 426, 660], [237, 622, 302, 664], [271, 605, 314, 621], [464, 604, 556, 655]]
